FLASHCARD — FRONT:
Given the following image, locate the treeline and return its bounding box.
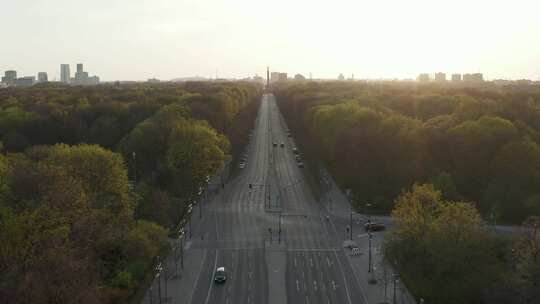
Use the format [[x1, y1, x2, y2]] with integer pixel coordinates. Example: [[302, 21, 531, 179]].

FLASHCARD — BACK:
[[0, 82, 261, 303], [275, 81, 540, 223], [386, 184, 540, 303]]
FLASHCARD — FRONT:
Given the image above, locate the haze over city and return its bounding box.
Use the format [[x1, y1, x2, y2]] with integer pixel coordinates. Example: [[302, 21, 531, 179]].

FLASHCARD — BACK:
[[2, 0, 540, 81]]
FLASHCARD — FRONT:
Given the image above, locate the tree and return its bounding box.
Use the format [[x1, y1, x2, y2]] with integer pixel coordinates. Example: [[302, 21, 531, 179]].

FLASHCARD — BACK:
[[386, 184, 500, 304], [166, 120, 229, 198], [485, 141, 540, 222]]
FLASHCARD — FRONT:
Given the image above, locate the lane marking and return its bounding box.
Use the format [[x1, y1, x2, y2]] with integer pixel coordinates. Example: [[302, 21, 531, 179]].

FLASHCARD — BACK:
[[189, 249, 208, 304], [296, 280, 300, 291], [314, 281, 318, 291], [203, 250, 219, 304]]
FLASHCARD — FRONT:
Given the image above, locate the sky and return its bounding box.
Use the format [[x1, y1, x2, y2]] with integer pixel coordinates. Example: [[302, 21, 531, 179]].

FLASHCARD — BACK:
[[1, 0, 540, 81]]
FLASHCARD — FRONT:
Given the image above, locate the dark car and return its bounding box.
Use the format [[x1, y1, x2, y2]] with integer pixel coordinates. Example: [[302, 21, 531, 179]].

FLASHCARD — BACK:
[[214, 267, 227, 283], [297, 162, 304, 168], [295, 155, 302, 162], [273, 142, 277, 147], [280, 142, 285, 148], [292, 147, 299, 154], [364, 222, 386, 232]]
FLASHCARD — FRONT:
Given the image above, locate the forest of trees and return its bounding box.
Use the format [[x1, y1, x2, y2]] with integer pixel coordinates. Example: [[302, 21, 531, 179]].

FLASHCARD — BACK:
[[275, 81, 540, 302], [386, 184, 540, 303], [0, 81, 261, 303], [275, 81, 540, 224]]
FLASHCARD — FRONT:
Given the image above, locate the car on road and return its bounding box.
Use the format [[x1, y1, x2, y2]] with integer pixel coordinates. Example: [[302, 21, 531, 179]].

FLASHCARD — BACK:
[[292, 147, 299, 154], [280, 142, 285, 147], [297, 162, 304, 168], [214, 267, 227, 283], [273, 142, 277, 147], [239, 162, 245, 169], [295, 155, 302, 162], [364, 222, 386, 232]]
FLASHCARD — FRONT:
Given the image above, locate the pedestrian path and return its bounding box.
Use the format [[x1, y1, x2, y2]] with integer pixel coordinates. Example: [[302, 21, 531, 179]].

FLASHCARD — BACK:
[[319, 166, 417, 304]]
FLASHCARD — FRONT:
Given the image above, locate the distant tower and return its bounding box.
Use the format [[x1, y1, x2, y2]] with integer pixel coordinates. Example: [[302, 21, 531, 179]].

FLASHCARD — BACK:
[[37, 72, 48, 83], [77, 63, 84, 74], [60, 64, 70, 84], [266, 66, 270, 88]]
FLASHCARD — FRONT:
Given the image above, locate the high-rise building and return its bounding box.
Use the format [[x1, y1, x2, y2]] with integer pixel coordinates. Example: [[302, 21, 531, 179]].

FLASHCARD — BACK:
[[451, 74, 462, 82], [417, 73, 430, 82], [463, 73, 484, 82], [71, 63, 100, 86], [61, 64, 71, 84], [37, 72, 48, 83], [1, 70, 17, 85], [434, 72, 446, 82], [270, 72, 287, 82]]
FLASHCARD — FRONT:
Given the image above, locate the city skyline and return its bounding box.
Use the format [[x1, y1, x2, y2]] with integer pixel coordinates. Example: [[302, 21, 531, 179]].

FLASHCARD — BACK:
[[1, 0, 540, 81]]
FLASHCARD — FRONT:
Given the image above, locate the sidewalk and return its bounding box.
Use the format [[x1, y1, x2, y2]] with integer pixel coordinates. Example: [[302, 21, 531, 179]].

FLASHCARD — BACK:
[[344, 235, 416, 304], [141, 165, 234, 304], [319, 167, 417, 304]]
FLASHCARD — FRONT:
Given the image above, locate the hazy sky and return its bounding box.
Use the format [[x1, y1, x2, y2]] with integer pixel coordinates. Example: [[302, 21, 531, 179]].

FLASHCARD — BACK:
[[2, 0, 540, 81]]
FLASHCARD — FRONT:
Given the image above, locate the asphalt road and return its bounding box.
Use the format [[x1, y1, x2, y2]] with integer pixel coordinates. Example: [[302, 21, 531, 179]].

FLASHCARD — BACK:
[[188, 94, 367, 304]]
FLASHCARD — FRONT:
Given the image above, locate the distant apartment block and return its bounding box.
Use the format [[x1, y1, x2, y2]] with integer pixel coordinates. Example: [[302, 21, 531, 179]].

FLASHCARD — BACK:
[[463, 73, 484, 82], [14, 76, 36, 87], [61, 64, 71, 84], [270, 72, 287, 82], [1, 70, 17, 85], [37, 72, 48, 83], [417, 73, 430, 82], [338, 73, 345, 81], [434, 72, 446, 82], [451, 74, 462, 82], [71, 63, 100, 86]]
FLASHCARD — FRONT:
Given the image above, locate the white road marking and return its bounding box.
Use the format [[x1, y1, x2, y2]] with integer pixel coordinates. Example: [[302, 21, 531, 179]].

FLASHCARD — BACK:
[[326, 257, 332, 267], [296, 280, 300, 291], [204, 250, 219, 304], [294, 258, 297, 267], [332, 281, 336, 290], [314, 281, 318, 291]]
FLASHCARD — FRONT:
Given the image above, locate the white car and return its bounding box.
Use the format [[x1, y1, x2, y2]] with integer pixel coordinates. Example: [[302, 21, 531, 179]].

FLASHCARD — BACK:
[[214, 267, 227, 283], [239, 162, 246, 169]]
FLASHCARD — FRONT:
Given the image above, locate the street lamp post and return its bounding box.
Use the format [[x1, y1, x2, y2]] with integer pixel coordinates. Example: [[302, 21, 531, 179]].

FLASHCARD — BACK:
[[198, 188, 203, 219], [189, 216, 193, 239], [132, 152, 137, 182], [278, 211, 282, 244], [368, 231, 373, 273], [350, 206, 353, 241], [392, 274, 400, 304]]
